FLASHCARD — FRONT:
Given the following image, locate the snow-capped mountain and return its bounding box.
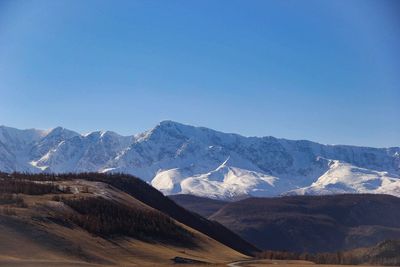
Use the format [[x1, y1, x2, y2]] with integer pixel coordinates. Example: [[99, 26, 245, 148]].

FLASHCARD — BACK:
[[0, 121, 399, 199], [286, 161, 400, 196]]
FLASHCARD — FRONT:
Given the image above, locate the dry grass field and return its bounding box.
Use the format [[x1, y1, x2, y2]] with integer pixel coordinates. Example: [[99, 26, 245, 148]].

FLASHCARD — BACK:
[[0, 178, 247, 266]]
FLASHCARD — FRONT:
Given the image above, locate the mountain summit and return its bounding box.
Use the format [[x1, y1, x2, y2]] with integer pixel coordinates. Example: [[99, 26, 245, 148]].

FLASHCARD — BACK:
[[0, 121, 399, 199]]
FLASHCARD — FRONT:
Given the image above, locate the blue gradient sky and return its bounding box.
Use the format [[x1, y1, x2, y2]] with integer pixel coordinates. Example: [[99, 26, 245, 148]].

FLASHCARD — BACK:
[[0, 0, 399, 147]]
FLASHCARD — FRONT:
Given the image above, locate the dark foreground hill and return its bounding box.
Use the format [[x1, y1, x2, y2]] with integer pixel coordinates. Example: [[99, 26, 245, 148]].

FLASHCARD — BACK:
[[169, 194, 228, 217], [172, 193, 400, 253], [0, 172, 256, 266]]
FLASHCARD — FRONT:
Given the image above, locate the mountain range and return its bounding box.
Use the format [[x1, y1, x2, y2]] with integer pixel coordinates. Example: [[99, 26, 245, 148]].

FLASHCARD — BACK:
[[0, 121, 399, 199]]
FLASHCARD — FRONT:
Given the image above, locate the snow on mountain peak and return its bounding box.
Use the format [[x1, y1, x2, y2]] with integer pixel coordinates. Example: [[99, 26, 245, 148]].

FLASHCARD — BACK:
[[0, 125, 48, 144], [0, 122, 399, 199]]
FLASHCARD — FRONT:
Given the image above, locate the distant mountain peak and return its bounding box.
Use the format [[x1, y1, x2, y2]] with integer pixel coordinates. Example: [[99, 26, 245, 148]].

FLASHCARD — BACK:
[[158, 120, 183, 127], [46, 126, 79, 137]]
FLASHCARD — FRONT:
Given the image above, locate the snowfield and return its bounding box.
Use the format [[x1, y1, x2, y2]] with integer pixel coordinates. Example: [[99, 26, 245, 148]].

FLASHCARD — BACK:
[[0, 121, 399, 199]]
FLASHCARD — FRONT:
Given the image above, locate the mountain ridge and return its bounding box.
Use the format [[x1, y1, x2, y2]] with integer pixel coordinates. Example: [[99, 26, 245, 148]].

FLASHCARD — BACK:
[[0, 121, 399, 199]]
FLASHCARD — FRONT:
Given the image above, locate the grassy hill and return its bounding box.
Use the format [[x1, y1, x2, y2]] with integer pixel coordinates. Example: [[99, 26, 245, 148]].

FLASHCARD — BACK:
[[0, 172, 254, 266]]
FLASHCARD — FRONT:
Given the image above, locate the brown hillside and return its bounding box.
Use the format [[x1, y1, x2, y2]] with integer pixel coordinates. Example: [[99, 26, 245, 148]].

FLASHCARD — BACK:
[[0, 173, 248, 266]]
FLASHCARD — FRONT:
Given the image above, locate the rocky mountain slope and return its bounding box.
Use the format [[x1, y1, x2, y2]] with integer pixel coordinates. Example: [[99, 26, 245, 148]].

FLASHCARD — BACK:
[[0, 121, 399, 199]]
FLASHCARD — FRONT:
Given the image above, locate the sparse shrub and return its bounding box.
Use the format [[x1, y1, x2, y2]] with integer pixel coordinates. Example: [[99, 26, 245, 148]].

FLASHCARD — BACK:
[[81, 185, 90, 193], [0, 193, 26, 207], [0, 193, 19, 205], [15, 198, 28, 208], [52, 195, 62, 202], [1, 206, 17, 216], [57, 185, 72, 194], [64, 185, 72, 193]]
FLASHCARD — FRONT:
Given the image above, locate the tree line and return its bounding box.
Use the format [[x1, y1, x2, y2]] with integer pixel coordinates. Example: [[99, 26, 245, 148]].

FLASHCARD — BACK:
[[257, 242, 400, 266], [0, 179, 62, 195], [62, 196, 194, 245]]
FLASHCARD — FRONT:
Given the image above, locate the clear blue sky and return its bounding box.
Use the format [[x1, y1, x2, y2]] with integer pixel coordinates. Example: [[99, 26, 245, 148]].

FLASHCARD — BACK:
[[0, 0, 399, 147]]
